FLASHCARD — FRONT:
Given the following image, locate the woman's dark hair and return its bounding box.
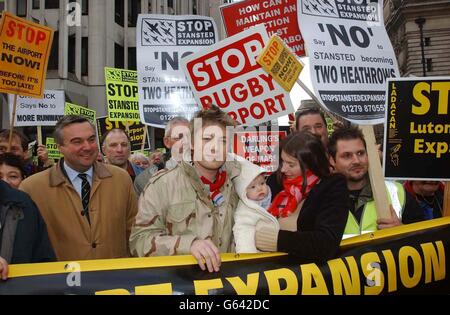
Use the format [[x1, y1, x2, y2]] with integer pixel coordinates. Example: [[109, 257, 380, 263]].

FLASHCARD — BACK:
[[277, 131, 330, 193], [0, 152, 26, 178]]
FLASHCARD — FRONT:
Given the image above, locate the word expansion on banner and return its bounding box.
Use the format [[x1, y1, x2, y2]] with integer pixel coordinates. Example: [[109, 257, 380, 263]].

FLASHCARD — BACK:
[[0, 12, 53, 97], [220, 0, 305, 57], [183, 25, 293, 126], [94, 240, 446, 295]]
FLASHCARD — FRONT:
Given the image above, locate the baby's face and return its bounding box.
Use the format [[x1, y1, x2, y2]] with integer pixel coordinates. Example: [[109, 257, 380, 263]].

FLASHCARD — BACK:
[[246, 174, 269, 201]]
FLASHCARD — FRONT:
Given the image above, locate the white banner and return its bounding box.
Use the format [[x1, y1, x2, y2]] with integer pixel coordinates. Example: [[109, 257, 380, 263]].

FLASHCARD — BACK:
[[181, 24, 294, 126], [8, 90, 65, 126], [136, 14, 218, 128], [297, 0, 399, 124]]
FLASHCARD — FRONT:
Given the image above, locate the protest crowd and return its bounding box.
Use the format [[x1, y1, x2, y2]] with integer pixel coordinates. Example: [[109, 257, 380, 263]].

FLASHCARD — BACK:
[[0, 103, 444, 279], [0, 2, 448, 295]]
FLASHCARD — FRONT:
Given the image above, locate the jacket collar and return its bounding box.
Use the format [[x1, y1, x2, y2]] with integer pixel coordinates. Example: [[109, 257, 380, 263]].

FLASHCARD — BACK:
[[180, 158, 241, 185], [180, 158, 241, 206], [0, 180, 24, 205], [49, 159, 112, 187]]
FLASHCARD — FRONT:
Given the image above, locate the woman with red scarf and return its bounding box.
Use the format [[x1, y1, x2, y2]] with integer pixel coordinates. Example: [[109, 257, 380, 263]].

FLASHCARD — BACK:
[[255, 131, 349, 262]]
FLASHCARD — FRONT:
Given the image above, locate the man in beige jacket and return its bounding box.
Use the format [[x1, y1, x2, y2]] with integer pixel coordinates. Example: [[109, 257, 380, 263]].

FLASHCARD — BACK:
[[130, 106, 240, 273], [20, 116, 138, 261]]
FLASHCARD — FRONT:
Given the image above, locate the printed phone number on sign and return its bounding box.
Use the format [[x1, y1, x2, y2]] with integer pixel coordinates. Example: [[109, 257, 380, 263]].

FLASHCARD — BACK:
[[341, 104, 385, 113]]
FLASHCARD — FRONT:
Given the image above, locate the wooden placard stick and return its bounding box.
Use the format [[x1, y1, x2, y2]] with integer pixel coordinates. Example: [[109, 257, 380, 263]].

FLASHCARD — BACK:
[[361, 125, 391, 220], [443, 182, 450, 217], [141, 125, 148, 152], [37, 126, 43, 146], [8, 94, 18, 152]]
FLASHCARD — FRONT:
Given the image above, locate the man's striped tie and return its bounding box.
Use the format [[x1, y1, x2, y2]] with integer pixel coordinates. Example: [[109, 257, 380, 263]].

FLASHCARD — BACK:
[[78, 173, 91, 225]]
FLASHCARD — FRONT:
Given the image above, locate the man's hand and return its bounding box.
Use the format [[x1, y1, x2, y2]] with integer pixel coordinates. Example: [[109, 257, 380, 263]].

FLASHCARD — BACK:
[[37, 144, 50, 165], [377, 205, 402, 230], [190, 239, 221, 273], [0, 256, 8, 281]]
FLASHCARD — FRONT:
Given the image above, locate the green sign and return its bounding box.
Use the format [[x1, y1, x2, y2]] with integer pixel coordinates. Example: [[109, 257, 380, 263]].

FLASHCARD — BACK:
[[45, 137, 61, 161], [105, 67, 140, 122], [326, 117, 334, 136], [65, 102, 96, 124]]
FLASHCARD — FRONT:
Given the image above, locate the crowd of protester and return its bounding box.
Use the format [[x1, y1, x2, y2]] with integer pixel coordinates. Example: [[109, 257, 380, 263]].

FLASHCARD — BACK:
[[0, 104, 446, 279]]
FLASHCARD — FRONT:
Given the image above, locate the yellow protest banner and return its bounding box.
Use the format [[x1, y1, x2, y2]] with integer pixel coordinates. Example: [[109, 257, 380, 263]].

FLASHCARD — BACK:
[[45, 137, 61, 161], [105, 67, 140, 122], [65, 102, 96, 124], [257, 35, 303, 92], [0, 12, 54, 98]]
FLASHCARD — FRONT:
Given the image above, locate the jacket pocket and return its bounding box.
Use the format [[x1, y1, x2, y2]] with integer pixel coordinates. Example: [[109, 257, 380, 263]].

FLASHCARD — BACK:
[[167, 201, 195, 228]]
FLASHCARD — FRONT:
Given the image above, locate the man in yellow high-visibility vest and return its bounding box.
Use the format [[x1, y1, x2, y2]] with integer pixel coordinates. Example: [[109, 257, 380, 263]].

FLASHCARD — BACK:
[[328, 125, 425, 239]]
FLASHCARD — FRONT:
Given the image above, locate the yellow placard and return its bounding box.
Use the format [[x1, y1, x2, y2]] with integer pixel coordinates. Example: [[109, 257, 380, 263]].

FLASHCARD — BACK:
[[0, 12, 54, 98], [105, 67, 140, 122], [257, 35, 303, 92], [65, 102, 96, 124], [45, 137, 61, 160]]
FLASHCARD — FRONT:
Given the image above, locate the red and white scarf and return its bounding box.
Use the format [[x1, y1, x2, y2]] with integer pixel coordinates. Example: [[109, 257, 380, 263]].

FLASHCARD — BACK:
[[200, 170, 227, 207], [268, 171, 320, 218]]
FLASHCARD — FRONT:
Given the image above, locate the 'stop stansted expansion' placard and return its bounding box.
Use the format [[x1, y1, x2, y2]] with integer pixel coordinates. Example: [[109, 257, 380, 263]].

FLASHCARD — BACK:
[[137, 15, 218, 128], [297, 0, 399, 124]]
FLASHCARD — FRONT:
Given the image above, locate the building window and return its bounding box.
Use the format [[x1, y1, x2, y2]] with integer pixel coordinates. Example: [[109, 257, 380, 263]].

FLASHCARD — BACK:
[[115, 0, 124, 27], [68, 34, 76, 74], [192, 0, 197, 14], [33, 0, 40, 9], [168, 0, 175, 14], [128, 0, 141, 27], [425, 37, 431, 47], [48, 31, 59, 70], [128, 47, 136, 70], [426, 58, 432, 72], [82, 0, 89, 15], [115, 43, 124, 69], [45, 0, 59, 9], [82, 37, 88, 76], [17, 0, 27, 17]]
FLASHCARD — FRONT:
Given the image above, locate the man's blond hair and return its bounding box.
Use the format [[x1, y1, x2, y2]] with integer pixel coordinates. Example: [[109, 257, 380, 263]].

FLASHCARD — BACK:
[[189, 105, 239, 137]]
